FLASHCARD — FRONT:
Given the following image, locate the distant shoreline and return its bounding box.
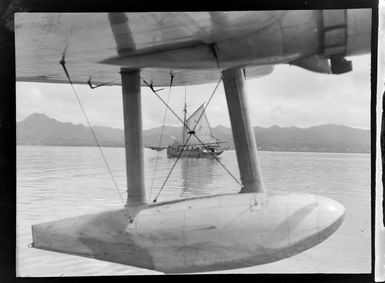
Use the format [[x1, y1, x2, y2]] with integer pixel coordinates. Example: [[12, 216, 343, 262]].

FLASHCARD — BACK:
[[17, 113, 370, 155], [16, 144, 370, 154]]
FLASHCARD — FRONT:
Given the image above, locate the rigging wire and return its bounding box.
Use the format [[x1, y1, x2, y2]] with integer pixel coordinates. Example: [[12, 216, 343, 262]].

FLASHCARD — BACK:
[[152, 127, 195, 203], [59, 53, 132, 221], [148, 71, 174, 201], [144, 76, 241, 202], [152, 99, 211, 203], [182, 87, 187, 145], [192, 82, 241, 186]]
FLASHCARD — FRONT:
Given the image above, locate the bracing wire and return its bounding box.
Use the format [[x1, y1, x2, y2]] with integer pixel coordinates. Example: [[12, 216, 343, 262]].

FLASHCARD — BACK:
[[144, 76, 242, 202], [152, 103, 210, 203], [59, 54, 133, 221], [190, 80, 242, 186], [152, 125, 195, 202], [148, 72, 174, 201], [145, 76, 238, 184]]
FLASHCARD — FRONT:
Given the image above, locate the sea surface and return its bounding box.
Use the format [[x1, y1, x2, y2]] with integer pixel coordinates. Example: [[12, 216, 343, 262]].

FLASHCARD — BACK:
[[16, 145, 371, 276]]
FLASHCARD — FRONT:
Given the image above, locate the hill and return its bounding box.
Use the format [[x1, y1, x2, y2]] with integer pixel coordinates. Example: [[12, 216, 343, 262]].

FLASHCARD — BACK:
[[17, 113, 370, 153]]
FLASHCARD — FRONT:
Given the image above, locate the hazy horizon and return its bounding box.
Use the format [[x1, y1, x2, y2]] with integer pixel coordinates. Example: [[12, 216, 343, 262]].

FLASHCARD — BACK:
[[17, 112, 370, 131]]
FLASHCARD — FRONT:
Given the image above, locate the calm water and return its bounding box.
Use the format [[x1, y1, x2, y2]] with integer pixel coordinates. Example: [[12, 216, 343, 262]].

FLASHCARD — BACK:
[[16, 145, 371, 276]]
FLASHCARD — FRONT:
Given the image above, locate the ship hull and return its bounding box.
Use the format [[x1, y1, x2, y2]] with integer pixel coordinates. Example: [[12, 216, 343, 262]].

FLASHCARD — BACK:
[[167, 147, 223, 158], [147, 146, 166, 151]]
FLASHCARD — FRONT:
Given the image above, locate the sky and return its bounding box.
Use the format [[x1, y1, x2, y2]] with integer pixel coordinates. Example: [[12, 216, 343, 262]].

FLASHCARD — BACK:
[[16, 54, 371, 130]]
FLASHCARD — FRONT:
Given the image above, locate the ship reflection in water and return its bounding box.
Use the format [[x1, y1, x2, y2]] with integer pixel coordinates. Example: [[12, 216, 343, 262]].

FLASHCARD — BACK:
[[181, 158, 217, 197]]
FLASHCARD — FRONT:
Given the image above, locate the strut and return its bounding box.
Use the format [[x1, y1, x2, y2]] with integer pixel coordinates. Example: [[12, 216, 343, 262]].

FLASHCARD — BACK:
[[222, 68, 266, 193], [120, 68, 146, 207]]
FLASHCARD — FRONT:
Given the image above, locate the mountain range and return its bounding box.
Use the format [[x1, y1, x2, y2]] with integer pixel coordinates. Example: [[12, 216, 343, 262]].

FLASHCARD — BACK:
[[16, 113, 370, 153]]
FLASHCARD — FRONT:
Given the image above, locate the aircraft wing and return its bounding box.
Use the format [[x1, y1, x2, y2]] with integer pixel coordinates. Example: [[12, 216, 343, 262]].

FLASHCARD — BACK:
[[15, 12, 282, 87], [15, 10, 370, 87]]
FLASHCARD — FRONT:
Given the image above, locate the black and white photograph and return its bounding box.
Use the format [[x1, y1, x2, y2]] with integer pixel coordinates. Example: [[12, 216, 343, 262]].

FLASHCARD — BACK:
[[11, 6, 377, 277]]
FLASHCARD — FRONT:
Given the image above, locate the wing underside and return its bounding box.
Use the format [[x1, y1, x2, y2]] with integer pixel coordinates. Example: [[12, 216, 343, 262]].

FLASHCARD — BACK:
[[15, 12, 278, 87]]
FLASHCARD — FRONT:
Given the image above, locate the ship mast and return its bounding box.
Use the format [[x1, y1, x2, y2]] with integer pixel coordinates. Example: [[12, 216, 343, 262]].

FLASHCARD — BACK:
[[182, 86, 187, 144]]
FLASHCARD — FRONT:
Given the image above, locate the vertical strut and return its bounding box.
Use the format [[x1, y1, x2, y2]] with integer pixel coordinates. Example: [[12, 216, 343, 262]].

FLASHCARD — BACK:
[[120, 68, 146, 206], [222, 68, 266, 193]]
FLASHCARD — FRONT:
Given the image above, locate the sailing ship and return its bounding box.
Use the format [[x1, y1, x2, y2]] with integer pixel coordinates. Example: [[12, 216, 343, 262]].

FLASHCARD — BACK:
[[167, 103, 224, 158]]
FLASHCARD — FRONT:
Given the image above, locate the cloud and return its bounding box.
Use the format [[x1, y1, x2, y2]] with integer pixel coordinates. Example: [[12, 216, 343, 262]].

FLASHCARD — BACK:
[[16, 55, 370, 130]]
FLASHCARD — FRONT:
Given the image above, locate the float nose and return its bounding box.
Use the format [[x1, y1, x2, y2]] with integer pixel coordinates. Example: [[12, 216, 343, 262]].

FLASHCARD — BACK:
[[278, 194, 346, 259], [316, 196, 346, 234]]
